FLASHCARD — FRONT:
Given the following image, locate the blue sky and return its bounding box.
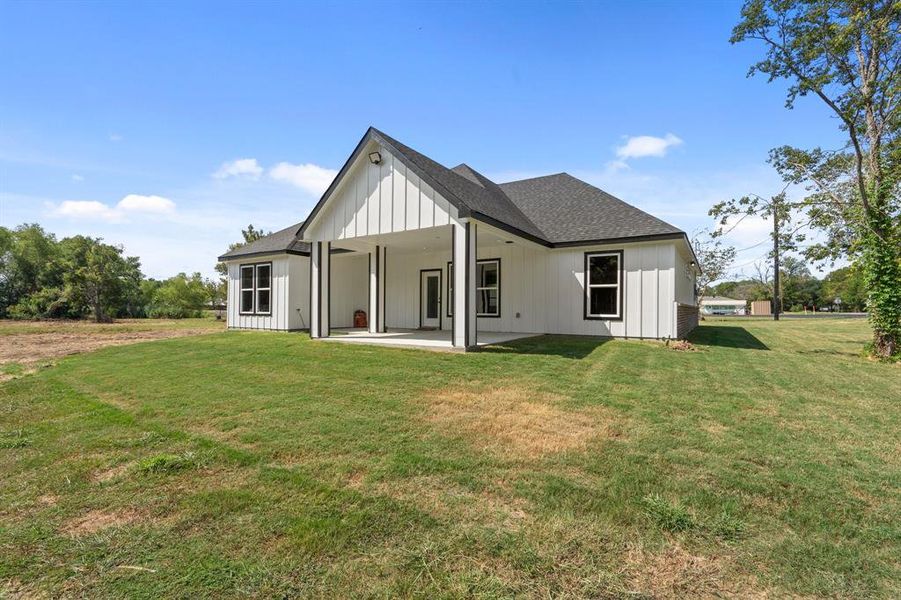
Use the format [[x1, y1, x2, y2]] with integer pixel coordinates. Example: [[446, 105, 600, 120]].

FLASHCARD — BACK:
[[0, 1, 841, 279]]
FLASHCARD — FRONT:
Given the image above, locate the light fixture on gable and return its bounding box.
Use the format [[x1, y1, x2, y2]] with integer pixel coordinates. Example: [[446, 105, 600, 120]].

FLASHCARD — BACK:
[[368, 151, 382, 165]]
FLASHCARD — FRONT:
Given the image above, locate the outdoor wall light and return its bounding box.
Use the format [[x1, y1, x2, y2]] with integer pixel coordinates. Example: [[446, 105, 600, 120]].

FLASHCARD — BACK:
[[368, 151, 382, 165]]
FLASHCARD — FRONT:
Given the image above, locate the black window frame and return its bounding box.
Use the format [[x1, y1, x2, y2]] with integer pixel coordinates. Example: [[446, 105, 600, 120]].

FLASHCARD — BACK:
[[476, 258, 501, 318], [238, 261, 273, 316], [446, 261, 454, 317], [583, 250, 623, 321], [447, 258, 501, 318]]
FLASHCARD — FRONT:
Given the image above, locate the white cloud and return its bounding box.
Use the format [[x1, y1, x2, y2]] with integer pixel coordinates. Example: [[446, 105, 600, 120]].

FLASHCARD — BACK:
[[71, 174, 84, 182], [269, 162, 337, 196], [48, 194, 176, 223], [53, 200, 121, 222], [213, 158, 263, 180], [615, 133, 683, 160], [109, 133, 123, 142]]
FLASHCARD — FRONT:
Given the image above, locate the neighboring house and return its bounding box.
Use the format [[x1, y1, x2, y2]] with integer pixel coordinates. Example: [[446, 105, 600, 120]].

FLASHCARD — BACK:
[[700, 296, 747, 316], [219, 127, 699, 349]]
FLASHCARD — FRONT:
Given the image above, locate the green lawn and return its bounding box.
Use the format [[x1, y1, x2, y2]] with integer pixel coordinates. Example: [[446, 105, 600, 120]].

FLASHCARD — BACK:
[[1, 319, 898, 598]]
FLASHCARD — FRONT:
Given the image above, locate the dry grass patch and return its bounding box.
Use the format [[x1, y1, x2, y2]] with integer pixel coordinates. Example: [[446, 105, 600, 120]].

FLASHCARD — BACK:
[[61, 508, 145, 537], [0, 329, 218, 366], [36, 494, 59, 507], [423, 385, 618, 459], [373, 475, 531, 528], [91, 462, 132, 483], [625, 542, 766, 599]]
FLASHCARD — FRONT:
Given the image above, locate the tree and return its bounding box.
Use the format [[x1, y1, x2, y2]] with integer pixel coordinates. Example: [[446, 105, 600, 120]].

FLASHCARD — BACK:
[[58, 236, 143, 322], [710, 189, 799, 320], [779, 256, 822, 310], [0, 224, 60, 316], [214, 224, 270, 278], [821, 265, 867, 311], [692, 230, 737, 299], [148, 273, 209, 318], [731, 0, 901, 356]]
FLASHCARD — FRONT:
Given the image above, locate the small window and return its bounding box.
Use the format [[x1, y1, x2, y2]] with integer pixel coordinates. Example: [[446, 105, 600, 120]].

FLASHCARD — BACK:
[[256, 264, 271, 315], [240, 265, 255, 314], [476, 259, 500, 317], [584, 252, 621, 319]]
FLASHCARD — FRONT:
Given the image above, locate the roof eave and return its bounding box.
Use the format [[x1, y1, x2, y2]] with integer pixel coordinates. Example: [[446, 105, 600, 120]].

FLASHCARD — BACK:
[[218, 248, 310, 262]]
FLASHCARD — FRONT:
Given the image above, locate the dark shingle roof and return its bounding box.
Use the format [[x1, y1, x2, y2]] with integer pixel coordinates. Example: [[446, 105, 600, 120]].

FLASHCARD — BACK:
[[371, 129, 548, 241], [218, 221, 308, 261], [276, 128, 689, 255], [498, 173, 683, 244]]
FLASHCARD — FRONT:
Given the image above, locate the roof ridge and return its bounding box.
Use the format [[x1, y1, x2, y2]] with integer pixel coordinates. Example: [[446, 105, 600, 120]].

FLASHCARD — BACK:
[[498, 172, 569, 185]]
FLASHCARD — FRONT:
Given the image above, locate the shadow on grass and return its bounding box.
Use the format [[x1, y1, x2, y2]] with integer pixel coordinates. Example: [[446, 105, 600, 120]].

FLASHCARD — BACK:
[[479, 335, 611, 359], [689, 326, 769, 350]]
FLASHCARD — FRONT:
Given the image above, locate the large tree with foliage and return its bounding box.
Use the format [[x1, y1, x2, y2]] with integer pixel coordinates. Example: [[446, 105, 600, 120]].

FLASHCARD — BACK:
[[0, 224, 61, 316], [731, 0, 900, 356], [58, 236, 143, 322]]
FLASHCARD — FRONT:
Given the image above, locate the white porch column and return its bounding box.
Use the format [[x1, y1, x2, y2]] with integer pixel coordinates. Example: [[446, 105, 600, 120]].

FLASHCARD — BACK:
[[368, 245, 386, 333], [452, 220, 477, 349], [310, 241, 330, 338]]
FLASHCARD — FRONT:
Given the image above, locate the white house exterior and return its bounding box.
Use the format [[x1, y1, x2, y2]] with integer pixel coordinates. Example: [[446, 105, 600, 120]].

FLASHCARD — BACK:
[[219, 128, 699, 349]]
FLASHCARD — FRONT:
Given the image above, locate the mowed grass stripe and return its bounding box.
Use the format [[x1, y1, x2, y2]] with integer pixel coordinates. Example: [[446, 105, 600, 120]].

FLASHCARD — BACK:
[[1, 318, 899, 598]]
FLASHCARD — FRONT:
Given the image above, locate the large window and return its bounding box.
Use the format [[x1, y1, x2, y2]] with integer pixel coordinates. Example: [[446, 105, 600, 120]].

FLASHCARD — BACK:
[[239, 262, 272, 315], [584, 251, 622, 320], [476, 259, 500, 317], [447, 259, 501, 317]]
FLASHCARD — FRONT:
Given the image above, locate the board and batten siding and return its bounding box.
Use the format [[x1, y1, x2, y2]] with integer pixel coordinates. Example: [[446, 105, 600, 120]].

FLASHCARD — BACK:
[[379, 240, 680, 338], [304, 146, 460, 243], [226, 255, 309, 331], [329, 253, 369, 328]]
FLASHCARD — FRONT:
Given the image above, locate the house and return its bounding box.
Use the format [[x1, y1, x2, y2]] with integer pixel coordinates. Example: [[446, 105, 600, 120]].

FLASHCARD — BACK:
[[218, 127, 699, 350], [699, 296, 747, 316]]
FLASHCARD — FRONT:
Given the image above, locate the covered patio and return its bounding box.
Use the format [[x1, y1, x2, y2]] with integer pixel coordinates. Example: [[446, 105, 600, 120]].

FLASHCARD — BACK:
[[322, 327, 538, 351]]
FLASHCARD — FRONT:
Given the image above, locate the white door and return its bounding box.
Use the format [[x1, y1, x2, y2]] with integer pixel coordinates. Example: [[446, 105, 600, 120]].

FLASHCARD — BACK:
[[420, 270, 441, 329]]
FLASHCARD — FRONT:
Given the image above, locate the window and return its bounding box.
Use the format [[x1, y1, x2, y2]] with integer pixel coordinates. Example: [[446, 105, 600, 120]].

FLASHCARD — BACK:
[[240, 265, 254, 314], [447, 259, 501, 317], [447, 262, 453, 316], [239, 262, 272, 315], [255, 263, 271, 315], [476, 259, 500, 317], [584, 251, 622, 319]]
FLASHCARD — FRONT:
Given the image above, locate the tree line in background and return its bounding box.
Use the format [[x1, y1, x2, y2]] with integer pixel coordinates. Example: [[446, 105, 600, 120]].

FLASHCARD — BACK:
[[0, 224, 223, 321], [710, 258, 866, 313]]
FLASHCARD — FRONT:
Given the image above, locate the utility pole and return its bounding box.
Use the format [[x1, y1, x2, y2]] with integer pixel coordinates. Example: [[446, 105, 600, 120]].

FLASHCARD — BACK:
[[772, 197, 780, 321]]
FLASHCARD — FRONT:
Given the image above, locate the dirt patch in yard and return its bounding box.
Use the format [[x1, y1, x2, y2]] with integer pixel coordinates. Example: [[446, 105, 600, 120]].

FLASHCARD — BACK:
[[423, 385, 620, 459], [0, 323, 221, 375], [61, 508, 145, 536], [92, 463, 133, 483]]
